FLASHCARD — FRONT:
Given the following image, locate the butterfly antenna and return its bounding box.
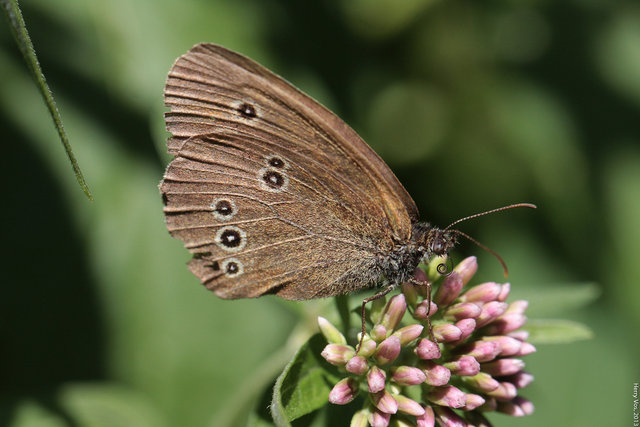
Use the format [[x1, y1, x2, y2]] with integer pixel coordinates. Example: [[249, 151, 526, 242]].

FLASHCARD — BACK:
[[443, 203, 537, 231], [451, 229, 509, 277]]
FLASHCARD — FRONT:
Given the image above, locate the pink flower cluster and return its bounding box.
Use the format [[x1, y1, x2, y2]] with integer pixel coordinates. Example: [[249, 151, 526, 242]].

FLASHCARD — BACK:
[[319, 257, 535, 427]]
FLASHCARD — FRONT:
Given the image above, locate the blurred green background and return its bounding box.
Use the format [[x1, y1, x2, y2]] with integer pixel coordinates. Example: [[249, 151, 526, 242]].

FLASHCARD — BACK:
[[2, 0, 639, 426]]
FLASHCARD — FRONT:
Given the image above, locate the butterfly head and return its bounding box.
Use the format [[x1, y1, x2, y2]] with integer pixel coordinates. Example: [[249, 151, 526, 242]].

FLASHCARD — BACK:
[[425, 227, 457, 259]]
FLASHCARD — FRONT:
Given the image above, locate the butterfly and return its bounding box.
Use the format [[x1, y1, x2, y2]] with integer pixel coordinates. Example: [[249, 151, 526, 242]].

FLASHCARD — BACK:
[[159, 43, 534, 336]]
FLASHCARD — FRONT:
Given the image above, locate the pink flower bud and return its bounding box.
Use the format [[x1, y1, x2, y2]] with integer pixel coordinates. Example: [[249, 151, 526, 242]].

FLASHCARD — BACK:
[[420, 360, 451, 386], [504, 371, 534, 388], [464, 372, 499, 392], [393, 324, 423, 345], [433, 323, 462, 342], [328, 377, 359, 404], [368, 409, 391, 427], [498, 282, 511, 301], [444, 302, 482, 320], [462, 393, 485, 411], [395, 394, 426, 416], [444, 355, 480, 376], [371, 390, 398, 414], [426, 385, 466, 408], [416, 405, 435, 427], [482, 358, 525, 376], [321, 344, 355, 366], [391, 366, 427, 385], [475, 301, 508, 327], [508, 330, 529, 341], [414, 300, 438, 319], [484, 313, 527, 334], [460, 282, 502, 303], [367, 365, 387, 393], [460, 340, 501, 362], [379, 294, 406, 332], [483, 336, 522, 356], [506, 300, 528, 314], [346, 355, 368, 375], [433, 406, 467, 427], [371, 324, 387, 342], [317, 316, 346, 344], [453, 256, 478, 285], [454, 318, 476, 342], [415, 338, 441, 359], [350, 409, 370, 427], [434, 273, 464, 306], [374, 335, 401, 365], [486, 381, 518, 401], [513, 396, 535, 415], [497, 400, 526, 416], [516, 342, 536, 356]]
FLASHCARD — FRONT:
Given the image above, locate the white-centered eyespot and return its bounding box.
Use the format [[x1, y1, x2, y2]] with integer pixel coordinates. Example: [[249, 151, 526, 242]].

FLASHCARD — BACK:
[[215, 226, 247, 252]]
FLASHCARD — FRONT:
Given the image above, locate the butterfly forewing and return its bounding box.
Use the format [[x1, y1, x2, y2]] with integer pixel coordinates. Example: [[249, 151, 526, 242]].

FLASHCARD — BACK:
[[161, 43, 418, 299]]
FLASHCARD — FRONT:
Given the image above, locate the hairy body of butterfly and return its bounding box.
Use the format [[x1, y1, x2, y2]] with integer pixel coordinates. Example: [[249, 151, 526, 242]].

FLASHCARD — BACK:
[[160, 43, 457, 302]]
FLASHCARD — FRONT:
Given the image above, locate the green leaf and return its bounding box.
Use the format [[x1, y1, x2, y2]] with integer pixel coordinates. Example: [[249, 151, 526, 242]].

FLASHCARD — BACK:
[[513, 282, 601, 316], [523, 319, 594, 344], [1, 0, 92, 200], [271, 334, 342, 426]]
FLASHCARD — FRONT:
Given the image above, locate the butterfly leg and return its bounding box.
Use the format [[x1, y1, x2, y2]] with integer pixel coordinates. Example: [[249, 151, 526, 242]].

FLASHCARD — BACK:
[[358, 283, 396, 353], [409, 278, 436, 344]]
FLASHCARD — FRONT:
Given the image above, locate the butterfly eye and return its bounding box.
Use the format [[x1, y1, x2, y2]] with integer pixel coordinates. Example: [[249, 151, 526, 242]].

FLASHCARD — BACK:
[[238, 102, 257, 118]]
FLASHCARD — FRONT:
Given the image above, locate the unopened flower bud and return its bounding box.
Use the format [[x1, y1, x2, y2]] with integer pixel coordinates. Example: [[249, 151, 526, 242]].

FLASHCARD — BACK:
[[420, 360, 451, 386], [462, 393, 485, 411], [475, 301, 508, 328], [426, 385, 466, 408], [391, 366, 426, 385], [454, 256, 478, 285], [513, 396, 535, 415], [463, 372, 500, 392], [357, 337, 377, 357], [444, 355, 480, 376], [483, 335, 521, 356], [329, 377, 359, 405], [346, 355, 368, 375], [415, 338, 441, 359], [482, 358, 525, 376], [317, 316, 346, 345], [454, 318, 476, 342], [486, 381, 518, 401], [504, 371, 534, 388], [401, 280, 419, 306], [460, 282, 502, 303], [416, 405, 435, 427], [393, 324, 423, 345], [433, 323, 462, 342], [321, 344, 355, 366], [371, 390, 398, 414], [367, 365, 387, 393], [497, 282, 511, 301], [516, 342, 536, 356], [371, 324, 388, 342], [368, 409, 391, 427], [350, 408, 370, 427], [506, 300, 528, 314], [434, 273, 463, 306], [496, 400, 525, 416], [444, 302, 482, 320], [374, 335, 401, 365], [414, 300, 438, 319], [433, 406, 467, 426], [460, 340, 501, 362], [380, 294, 406, 332], [395, 394, 426, 416], [484, 313, 527, 335]]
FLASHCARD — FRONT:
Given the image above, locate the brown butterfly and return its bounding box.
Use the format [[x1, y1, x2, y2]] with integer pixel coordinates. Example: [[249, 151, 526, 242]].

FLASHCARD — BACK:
[[159, 43, 534, 336]]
